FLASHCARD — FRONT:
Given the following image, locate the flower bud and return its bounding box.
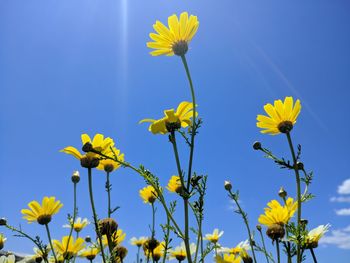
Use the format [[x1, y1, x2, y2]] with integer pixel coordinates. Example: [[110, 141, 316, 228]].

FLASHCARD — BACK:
[[256, 225, 262, 231], [99, 218, 118, 236], [71, 171, 80, 184], [82, 142, 94, 153], [297, 162, 304, 170], [224, 181, 232, 191], [113, 246, 128, 260], [104, 164, 114, 173], [253, 141, 262, 150], [300, 219, 308, 226], [278, 187, 287, 199], [0, 218, 7, 226], [266, 224, 285, 240], [85, 236, 92, 243]]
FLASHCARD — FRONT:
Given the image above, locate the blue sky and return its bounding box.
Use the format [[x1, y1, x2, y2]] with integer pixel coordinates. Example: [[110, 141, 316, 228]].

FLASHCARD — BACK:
[[1, 0, 350, 262]]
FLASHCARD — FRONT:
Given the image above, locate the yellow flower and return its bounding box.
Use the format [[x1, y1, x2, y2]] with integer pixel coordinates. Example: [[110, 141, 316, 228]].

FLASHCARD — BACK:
[[79, 246, 100, 261], [257, 97, 301, 135], [215, 254, 241, 263], [0, 234, 6, 250], [144, 241, 165, 261], [258, 198, 297, 227], [63, 217, 90, 233], [97, 146, 124, 172], [167, 176, 182, 193], [139, 185, 158, 204], [21, 196, 63, 225], [102, 229, 126, 247], [304, 224, 330, 248], [147, 12, 199, 56], [140, 101, 196, 134], [218, 240, 250, 255], [130, 236, 147, 247], [204, 228, 224, 243], [168, 242, 196, 261], [53, 236, 85, 260], [61, 133, 114, 168]]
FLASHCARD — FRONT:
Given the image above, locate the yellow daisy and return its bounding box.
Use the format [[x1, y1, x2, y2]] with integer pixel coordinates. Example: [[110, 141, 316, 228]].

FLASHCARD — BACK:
[[79, 246, 100, 261], [139, 185, 158, 204], [102, 229, 126, 247], [258, 198, 297, 227], [61, 133, 115, 168], [130, 236, 147, 247], [304, 224, 330, 248], [140, 101, 196, 135], [257, 97, 301, 135], [21, 196, 63, 225], [167, 175, 182, 194], [63, 217, 90, 233], [97, 146, 124, 172], [147, 12, 199, 56], [53, 236, 85, 260], [204, 228, 224, 243], [215, 254, 241, 263], [144, 241, 165, 262], [168, 242, 196, 261]]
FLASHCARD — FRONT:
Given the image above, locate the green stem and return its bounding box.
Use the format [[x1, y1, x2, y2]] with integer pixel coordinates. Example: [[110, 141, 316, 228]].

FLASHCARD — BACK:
[[180, 55, 196, 191], [276, 240, 280, 263], [5, 224, 49, 263], [65, 182, 77, 258], [258, 229, 270, 263], [87, 168, 107, 263], [90, 150, 185, 238], [170, 131, 192, 263], [45, 223, 57, 263], [162, 213, 171, 263], [106, 171, 111, 218], [151, 203, 156, 238], [137, 246, 141, 263], [230, 191, 257, 263], [286, 132, 302, 263], [310, 248, 318, 263]]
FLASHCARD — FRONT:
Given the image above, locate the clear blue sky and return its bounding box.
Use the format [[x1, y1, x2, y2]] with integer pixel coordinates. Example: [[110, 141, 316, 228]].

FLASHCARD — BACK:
[[1, 0, 350, 262]]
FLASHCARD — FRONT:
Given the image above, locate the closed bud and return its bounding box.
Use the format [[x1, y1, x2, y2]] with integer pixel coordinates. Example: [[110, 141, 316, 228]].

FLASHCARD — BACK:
[[71, 171, 80, 184], [253, 141, 262, 150], [256, 225, 262, 231], [82, 142, 93, 153], [224, 181, 232, 191], [300, 219, 308, 225], [297, 162, 304, 170], [0, 218, 7, 226], [85, 236, 91, 243], [99, 218, 118, 236], [278, 187, 287, 199]]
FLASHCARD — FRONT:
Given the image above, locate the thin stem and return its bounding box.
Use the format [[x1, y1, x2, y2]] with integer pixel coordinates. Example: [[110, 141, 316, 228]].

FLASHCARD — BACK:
[[151, 203, 156, 238], [65, 182, 77, 258], [310, 248, 318, 263], [180, 55, 196, 191], [106, 171, 111, 217], [169, 131, 192, 263], [87, 168, 107, 263], [162, 213, 171, 263], [286, 132, 302, 263], [5, 224, 49, 263], [229, 191, 257, 263], [276, 240, 280, 263], [258, 230, 270, 263], [45, 224, 57, 263], [137, 246, 141, 263]]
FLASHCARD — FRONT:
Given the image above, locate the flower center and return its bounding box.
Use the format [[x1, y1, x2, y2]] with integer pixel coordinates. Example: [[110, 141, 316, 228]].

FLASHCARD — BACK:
[[172, 40, 188, 56], [278, 121, 293, 133], [37, 214, 52, 225], [165, 121, 181, 133]]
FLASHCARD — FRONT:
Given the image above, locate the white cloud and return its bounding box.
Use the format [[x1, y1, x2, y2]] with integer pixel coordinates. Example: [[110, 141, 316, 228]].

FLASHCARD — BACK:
[[330, 196, 350, 203], [335, 208, 350, 216], [320, 225, 350, 249], [338, 179, 350, 195]]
